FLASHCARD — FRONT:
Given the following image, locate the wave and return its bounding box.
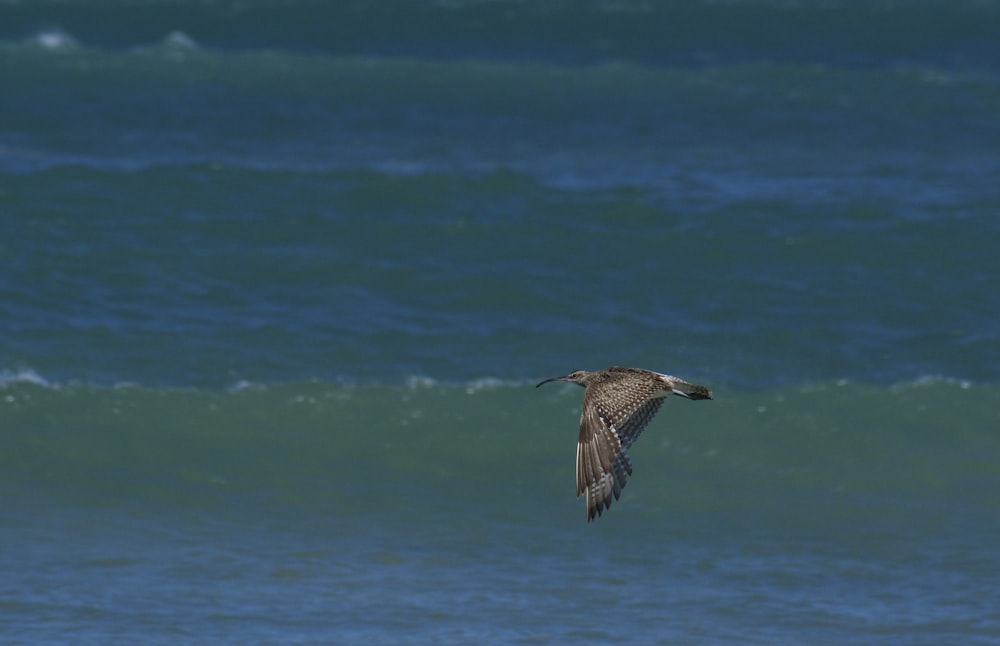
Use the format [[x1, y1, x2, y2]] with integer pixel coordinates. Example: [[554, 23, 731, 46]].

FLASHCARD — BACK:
[[2, 1, 997, 70], [3, 159, 997, 391], [3, 375, 997, 520], [0, 364, 984, 392], [3, 34, 995, 178], [30, 28, 79, 51], [0, 368, 53, 388]]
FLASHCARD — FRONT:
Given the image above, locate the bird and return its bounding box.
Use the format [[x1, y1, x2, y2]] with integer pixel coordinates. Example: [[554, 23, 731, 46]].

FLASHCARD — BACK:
[[536, 366, 712, 522]]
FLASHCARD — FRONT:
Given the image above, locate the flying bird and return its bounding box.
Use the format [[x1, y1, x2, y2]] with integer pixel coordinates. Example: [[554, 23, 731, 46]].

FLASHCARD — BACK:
[[536, 366, 712, 522]]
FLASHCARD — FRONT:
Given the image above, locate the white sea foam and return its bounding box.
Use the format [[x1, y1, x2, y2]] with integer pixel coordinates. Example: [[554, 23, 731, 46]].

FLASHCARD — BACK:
[[405, 376, 437, 389], [464, 377, 520, 394], [900, 374, 974, 391], [34, 29, 78, 51], [0, 368, 53, 388], [163, 31, 199, 50]]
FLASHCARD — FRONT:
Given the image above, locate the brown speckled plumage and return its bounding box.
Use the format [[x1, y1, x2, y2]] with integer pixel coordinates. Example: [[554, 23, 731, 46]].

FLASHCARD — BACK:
[[537, 366, 713, 522]]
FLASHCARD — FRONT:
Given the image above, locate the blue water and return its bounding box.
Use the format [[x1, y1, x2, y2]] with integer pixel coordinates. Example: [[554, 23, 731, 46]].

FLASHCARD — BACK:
[[2, 1, 1000, 643]]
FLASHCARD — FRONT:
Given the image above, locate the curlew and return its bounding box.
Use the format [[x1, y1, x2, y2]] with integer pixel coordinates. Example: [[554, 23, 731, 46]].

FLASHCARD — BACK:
[[537, 366, 712, 521]]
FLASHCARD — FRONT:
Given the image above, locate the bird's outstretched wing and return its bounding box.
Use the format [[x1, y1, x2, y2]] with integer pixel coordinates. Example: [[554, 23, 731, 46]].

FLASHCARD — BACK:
[[576, 397, 665, 521], [606, 398, 664, 450]]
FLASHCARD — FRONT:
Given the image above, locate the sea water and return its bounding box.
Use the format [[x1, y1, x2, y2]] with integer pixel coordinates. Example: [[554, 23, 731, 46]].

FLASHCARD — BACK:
[[2, 2, 999, 643]]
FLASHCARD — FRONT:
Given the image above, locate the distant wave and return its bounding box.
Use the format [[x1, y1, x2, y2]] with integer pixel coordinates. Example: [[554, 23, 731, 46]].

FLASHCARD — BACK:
[[0, 364, 988, 395], [0, 368, 52, 388], [31, 29, 79, 51], [2, 2, 996, 70], [2, 375, 996, 520]]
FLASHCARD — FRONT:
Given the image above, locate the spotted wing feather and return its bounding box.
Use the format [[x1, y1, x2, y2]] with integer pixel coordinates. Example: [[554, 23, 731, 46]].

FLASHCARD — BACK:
[[611, 398, 664, 449], [575, 375, 668, 521]]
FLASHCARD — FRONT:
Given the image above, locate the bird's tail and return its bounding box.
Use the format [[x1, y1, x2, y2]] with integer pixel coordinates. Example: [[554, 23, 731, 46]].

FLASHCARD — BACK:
[[671, 380, 713, 400]]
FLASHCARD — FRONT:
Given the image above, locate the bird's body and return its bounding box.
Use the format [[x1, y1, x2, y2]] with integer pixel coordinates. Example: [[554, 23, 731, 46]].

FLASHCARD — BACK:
[[536, 366, 712, 522]]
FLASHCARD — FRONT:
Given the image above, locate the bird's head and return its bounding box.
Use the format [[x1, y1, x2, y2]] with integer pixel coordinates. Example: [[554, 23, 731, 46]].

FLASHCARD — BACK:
[[536, 370, 591, 388]]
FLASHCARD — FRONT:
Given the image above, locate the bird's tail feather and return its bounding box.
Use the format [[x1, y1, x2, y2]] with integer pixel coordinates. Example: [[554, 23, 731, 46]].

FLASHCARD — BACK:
[[671, 380, 713, 400]]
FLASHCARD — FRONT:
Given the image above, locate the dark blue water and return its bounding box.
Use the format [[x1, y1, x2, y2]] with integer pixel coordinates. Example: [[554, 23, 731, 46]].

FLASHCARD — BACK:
[[2, 2, 999, 643]]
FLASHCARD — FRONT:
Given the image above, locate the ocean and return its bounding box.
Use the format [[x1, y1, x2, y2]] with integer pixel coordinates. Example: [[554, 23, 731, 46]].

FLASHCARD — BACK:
[[2, 1, 999, 643]]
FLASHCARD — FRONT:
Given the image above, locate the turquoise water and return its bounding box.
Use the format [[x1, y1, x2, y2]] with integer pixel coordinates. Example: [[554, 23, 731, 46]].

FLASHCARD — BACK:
[[2, 1, 1000, 643], [3, 378, 999, 643]]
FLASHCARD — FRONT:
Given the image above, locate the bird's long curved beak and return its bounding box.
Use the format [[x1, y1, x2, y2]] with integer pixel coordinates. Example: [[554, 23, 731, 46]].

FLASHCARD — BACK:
[[536, 376, 565, 388]]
